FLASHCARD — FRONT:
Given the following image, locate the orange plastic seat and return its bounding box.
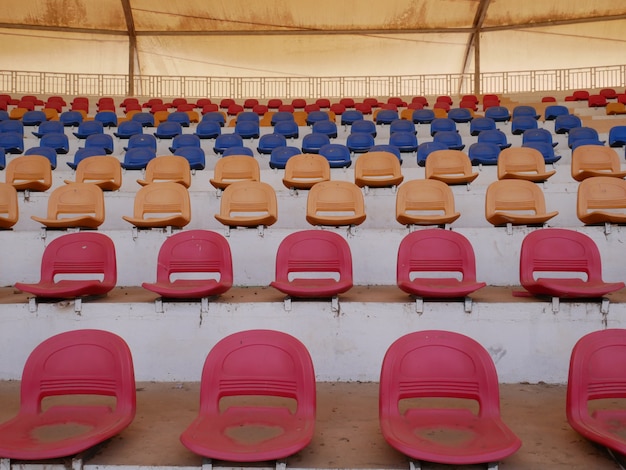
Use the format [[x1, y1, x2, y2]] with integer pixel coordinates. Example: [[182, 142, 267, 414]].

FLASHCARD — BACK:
[[0, 329, 135, 460], [425, 150, 479, 185], [122, 182, 191, 229], [395, 179, 460, 226], [14, 232, 117, 299], [282, 153, 330, 190], [210, 155, 260, 190], [9, 107, 28, 121], [354, 151, 404, 188], [497, 147, 556, 182], [577, 176, 626, 225], [379, 330, 521, 467], [567, 329, 626, 459], [571, 145, 626, 181], [142, 230, 233, 299], [5, 155, 52, 192], [214, 181, 278, 228], [64, 155, 122, 191], [31, 183, 105, 229], [306, 180, 366, 227], [180, 329, 316, 462], [606, 102, 626, 115], [137, 155, 191, 188], [270, 230, 353, 298], [153, 110, 170, 126], [0, 182, 19, 229], [485, 179, 558, 226]]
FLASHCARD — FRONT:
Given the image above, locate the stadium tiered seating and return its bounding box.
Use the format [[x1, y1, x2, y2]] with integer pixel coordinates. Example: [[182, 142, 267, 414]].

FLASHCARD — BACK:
[[485, 179, 558, 227]]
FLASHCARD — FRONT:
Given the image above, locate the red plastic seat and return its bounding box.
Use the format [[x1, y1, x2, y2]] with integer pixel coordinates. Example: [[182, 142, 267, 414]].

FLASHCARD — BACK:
[[15, 232, 117, 299], [270, 230, 353, 298], [0, 329, 135, 460], [142, 230, 233, 299], [567, 329, 626, 457], [519, 228, 624, 298], [379, 330, 521, 466], [180, 329, 316, 462], [396, 228, 485, 299]]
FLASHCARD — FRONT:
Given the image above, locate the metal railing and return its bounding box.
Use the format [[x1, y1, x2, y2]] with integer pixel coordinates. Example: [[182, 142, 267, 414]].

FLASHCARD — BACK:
[[0, 64, 624, 99]]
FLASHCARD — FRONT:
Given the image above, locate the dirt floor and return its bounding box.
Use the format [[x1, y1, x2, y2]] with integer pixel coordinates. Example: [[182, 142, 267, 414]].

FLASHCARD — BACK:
[[0, 381, 623, 470]]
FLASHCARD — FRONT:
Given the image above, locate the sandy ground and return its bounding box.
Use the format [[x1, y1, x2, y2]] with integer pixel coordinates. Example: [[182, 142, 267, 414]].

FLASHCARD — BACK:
[[0, 381, 622, 470]]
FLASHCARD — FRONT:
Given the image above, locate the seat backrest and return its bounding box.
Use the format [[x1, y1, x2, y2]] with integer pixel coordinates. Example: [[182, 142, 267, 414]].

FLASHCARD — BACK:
[[380, 330, 502, 419], [20, 328, 134, 417], [577, 176, 626, 222], [5, 155, 53, 191], [425, 149, 476, 183], [571, 145, 623, 181], [274, 230, 352, 285], [138, 155, 191, 187], [306, 180, 366, 225], [395, 179, 457, 224], [0, 181, 19, 228], [485, 179, 550, 220], [198, 329, 315, 420], [354, 151, 403, 188], [154, 230, 233, 287], [210, 155, 260, 189], [216, 181, 277, 225], [283, 153, 330, 189], [130, 182, 191, 222], [73, 155, 122, 191], [519, 228, 606, 286], [497, 147, 550, 179], [42, 183, 105, 225], [396, 228, 479, 285]]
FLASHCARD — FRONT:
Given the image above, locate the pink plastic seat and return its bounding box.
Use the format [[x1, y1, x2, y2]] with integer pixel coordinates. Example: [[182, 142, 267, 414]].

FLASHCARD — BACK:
[[379, 330, 521, 466], [396, 228, 485, 299], [519, 228, 624, 298], [15, 232, 117, 299], [567, 329, 626, 457], [180, 329, 316, 462], [142, 230, 233, 299], [0, 329, 135, 460], [270, 230, 353, 298]]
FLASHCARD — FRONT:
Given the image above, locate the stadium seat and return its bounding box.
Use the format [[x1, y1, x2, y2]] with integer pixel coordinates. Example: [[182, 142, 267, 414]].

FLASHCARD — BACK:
[[306, 110, 330, 126], [608, 125, 626, 148], [39, 132, 69, 154], [573, 90, 590, 101], [512, 105, 540, 120], [137, 155, 191, 187], [269, 146, 301, 169], [412, 109, 435, 124], [425, 150, 478, 185], [65, 155, 122, 191], [544, 105, 569, 121], [416, 141, 448, 167], [379, 330, 521, 467], [306, 181, 366, 227], [587, 94, 607, 107], [0, 182, 19, 229], [0, 329, 134, 460], [522, 141, 561, 164], [72, 120, 104, 139], [6, 155, 52, 192], [114, 120, 143, 139], [180, 329, 315, 462], [24, 146, 57, 169], [142, 230, 233, 299], [468, 142, 501, 166], [554, 114, 582, 134], [167, 111, 191, 127], [430, 118, 456, 136], [484, 106, 511, 122], [447, 107, 473, 123], [370, 144, 402, 163], [201, 111, 226, 127], [154, 121, 182, 139], [511, 116, 538, 135], [433, 130, 465, 151], [257, 133, 286, 155], [389, 119, 416, 135], [351, 119, 377, 137], [0, 132, 24, 154], [169, 133, 201, 153], [66, 147, 107, 170], [194, 120, 221, 139], [59, 110, 83, 127], [477, 128, 511, 149], [374, 109, 399, 125], [571, 145, 626, 181], [568, 127, 604, 149], [122, 182, 191, 229], [94, 110, 118, 127], [214, 133, 244, 155], [222, 146, 254, 157], [497, 147, 556, 182], [388, 131, 418, 153], [234, 120, 260, 139], [122, 147, 156, 170], [301, 132, 330, 154], [395, 179, 460, 226], [312, 120, 338, 138], [173, 146, 206, 170], [21, 110, 46, 126], [282, 153, 330, 190], [347, 132, 375, 154], [318, 143, 352, 168], [469, 117, 497, 136], [522, 128, 558, 148], [354, 151, 404, 188], [519, 228, 624, 298], [82, 132, 113, 154], [210, 155, 260, 190], [340, 110, 363, 127], [577, 176, 626, 225], [485, 179, 558, 226], [270, 230, 353, 298], [214, 181, 278, 228], [32, 120, 64, 139], [270, 111, 294, 126], [274, 119, 299, 139], [31, 183, 105, 230]]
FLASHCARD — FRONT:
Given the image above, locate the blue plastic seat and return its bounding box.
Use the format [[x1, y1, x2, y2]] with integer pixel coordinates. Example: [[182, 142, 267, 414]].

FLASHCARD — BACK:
[[0, 120, 24, 136], [72, 120, 104, 139], [0, 111, 8, 122], [0, 132, 24, 154], [522, 128, 558, 148], [24, 146, 57, 169], [351, 120, 377, 137], [511, 116, 538, 135], [269, 146, 301, 169], [469, 117, 496, 136], [433, 130, 465, 151], [84, 133, 114, 154], [174, 146, 206, 170], [375, 109, 399, 125], [389, 131, 418, 153], [32, 120, 64, 139], [59, 111, 83, 127], [214, 133, 245, 155], [169, 134, 201, 153], [544, 105, 569, 121], [124, 133, 157, 153], [0, 148, 6, 170], [447, 108, 473, 123], [271, 111, 295, 126], [274, 120, 299, 139], [66, 147, 108, 170], [167, 111, 191, 127], [512, 105, 540, 120], [477, 129, 511, 149], [340, 110, 364, 126], [522, 141, 561, 164], [306, 111, 330, 126], [122, 147, 157, 170], [114, 120, 143, 139], [370, 144, 402, 163], [568, 127, 604, 149], [416, 141, 449, 167], [554, 114, 582, 134], [222, 146, 254, 157], [347, 133, 375, 153], [94, 111, 118, 128], [257, 133, 287, 155], [389, 119, 416, 135], [40, 132, 69, 154], [570, 139, 605, 152], [430, 118, 457, 136], [301, 132, 330, 154], [609, 125, 626, 148], [235, 111, 259, 123], [201, 112, 226, 127], [194, 120, 221, 140], [484, 106, 511, 122], [131, 112, 155, 127], [154, 121, 182, 139], [468, 142, 501, 165], [412, 109, 435, 124], [312, 120, 338, 138], [22, 110, 47, 126], [319, 143, 352, 168], [234, 120, 260, 139]]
